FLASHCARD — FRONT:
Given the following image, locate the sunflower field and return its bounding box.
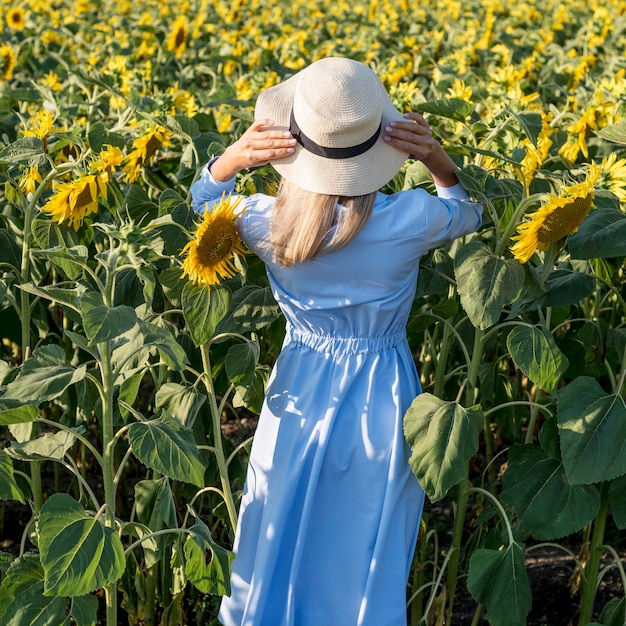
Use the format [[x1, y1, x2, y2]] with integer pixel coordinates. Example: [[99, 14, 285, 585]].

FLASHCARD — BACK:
[[1, 0, 626, 624]]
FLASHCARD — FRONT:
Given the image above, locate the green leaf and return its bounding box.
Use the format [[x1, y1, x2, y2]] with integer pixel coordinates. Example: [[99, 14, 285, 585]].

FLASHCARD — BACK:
[[403, 393, 483, 501], [558, 377, 626, 484], [506, 325, 569, 394], [568, 209, 626, 260], [140, 321, 188, 371], [467, 543, 531, 626], [182, 282, 231, 346], [0, 137, 45, 165], [0, 451, 25, 503], [159, 266, 185, 307], [124, 184, 159, 223], [215, 284, 281, 336], [157, 115, 199, 141], [3, 345, 87, 403], [36, 246, 89, 280], [416, 98, 474, 121], [80, 292, 138, 345], [69, 595, 99, 626], [599, 596, 626, 626], [597, 119, 626, 145], [0, 405, 39, 425], [31, 217, 84, 250], [155, 382, 207, 428], [225, 342, 260, 387], [8, 430, 77, 461], [37, 494, 125, 597], [509, 109, 543, 147], [128, 414, 205, 487], [608, 475, 626, 530], [18, 282, 82, 311], [500, 444, 600, 540], [183, 515, 233, 595], [0, 228, 22, 271], [134, 477, 177, 566], [539, 269, 595, 308], [0, 553, 69, 626], [455, 241, 524, 329], [87, 121, 125, 152], [231, 365, 270, 414]]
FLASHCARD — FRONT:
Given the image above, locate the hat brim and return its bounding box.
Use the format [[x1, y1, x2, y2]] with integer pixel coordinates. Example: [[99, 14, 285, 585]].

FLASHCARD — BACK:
[[254, 67, 409, 196]]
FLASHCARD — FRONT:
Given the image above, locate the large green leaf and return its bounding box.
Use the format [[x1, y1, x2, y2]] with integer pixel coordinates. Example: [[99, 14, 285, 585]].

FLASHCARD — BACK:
[[467, 543, 531, 626], [37, 494, 125, 597], [416, 98, 474, 121], [128, 414, 205, 487], [225, 341, 260, 388], [0, 228, 22, 271], [134, 477, 178, 566], [5, 430, 76, 461], [506, 325, 569, 394], [181, 282, 231, 346], [0, 554, 68, 626], [501, 444, 599, 540], [0, 136, 45, 165], [183, 515, 233, 595], [558, 377, 626, 484], [155, 382, 207, 428], [17, 282, 82, 311], [2, 345, 87, 404], [597, 119, 626, 144], [36, 246, 89, 280], [79, 292, 137, 345], [568, 209, 626, 259], [0, 451, 25, 503], [455, 241, 524, 329], [215, 284, 281, 336], [0, 405, 39, 425], [403, 393, 483, 501], [68, 594, 98, 626], [608, 475, 626, 530]]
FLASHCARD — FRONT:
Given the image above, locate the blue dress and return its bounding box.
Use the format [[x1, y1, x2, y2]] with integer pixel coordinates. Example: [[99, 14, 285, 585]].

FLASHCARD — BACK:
[[190, 167, 482, 626]]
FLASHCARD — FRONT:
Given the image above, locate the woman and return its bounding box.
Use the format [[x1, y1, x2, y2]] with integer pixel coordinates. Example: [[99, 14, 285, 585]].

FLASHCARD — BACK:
[[191, 56, 482, 626]]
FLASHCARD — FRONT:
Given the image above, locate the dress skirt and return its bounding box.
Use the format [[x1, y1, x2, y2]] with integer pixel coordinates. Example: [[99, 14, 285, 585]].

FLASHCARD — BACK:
[[218, 326, 426, 626]]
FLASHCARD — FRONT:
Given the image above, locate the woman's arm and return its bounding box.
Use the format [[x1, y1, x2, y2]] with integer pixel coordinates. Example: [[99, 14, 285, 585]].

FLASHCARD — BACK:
[[383, 112, 460, 188]]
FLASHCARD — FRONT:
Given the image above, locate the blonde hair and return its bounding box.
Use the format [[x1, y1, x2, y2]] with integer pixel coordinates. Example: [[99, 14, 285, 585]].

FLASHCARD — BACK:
[[270, 179, 376, 268]]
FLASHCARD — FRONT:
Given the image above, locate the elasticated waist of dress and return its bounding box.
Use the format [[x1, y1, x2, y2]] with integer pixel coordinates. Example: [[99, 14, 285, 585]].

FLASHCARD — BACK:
[[285, 325, 407, 355]]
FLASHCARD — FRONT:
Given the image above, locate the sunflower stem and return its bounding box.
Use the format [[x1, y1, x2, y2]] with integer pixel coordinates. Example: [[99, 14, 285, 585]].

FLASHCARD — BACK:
[[494, 193, 542, 258], [200, 343, 238, 534]]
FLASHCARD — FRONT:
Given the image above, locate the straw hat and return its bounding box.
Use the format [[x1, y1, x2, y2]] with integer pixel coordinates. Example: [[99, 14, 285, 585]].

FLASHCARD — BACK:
[[254, 57, 409, 196]]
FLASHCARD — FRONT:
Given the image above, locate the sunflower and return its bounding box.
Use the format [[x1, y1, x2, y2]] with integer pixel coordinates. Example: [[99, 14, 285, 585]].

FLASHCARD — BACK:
[[91, 145, 124, 174], [18, 166, 42, 196], [511, 165, 600, 263], [5, 7, 26, 31], [42, 173, 108, 230], [181, 194, 247, 286], [166, 15, 188, 58], [123, 126, 172, 183], [597, 153, 626, 202], [0, 44, 16, 82]]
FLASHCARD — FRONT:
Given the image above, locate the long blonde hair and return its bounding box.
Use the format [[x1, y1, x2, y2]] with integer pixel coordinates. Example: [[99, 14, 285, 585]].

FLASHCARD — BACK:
[[270, 179, 376, 268]]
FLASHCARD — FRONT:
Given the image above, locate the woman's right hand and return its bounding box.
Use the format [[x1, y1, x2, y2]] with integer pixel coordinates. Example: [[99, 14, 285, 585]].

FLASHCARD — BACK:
[[209, 119, 297, 182]]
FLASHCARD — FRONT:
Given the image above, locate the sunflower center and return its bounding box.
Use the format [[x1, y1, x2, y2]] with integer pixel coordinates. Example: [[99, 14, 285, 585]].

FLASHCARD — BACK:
[[197, 218, 237, 265], [174, 27, 186, 48], [537, 194, 592, 244]]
